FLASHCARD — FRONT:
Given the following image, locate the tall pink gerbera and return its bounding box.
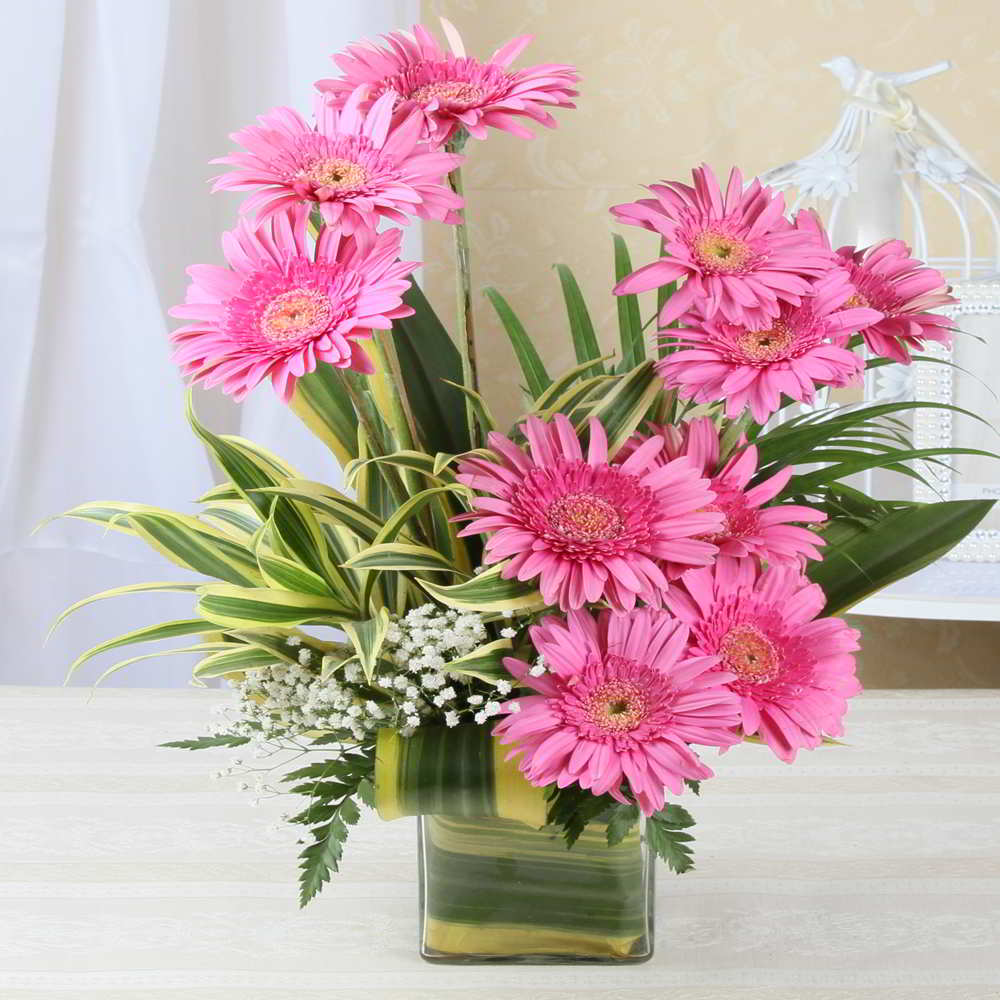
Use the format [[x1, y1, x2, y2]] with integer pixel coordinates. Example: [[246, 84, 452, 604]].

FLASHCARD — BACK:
[[835, 240, 955, 363], [495, 607, 742, 815], [211, 87, 463, 233], [316, 20, 579, 148], [455, 414, 723, 612], [612, 165, 835, 329], [169, 206, 417, 402], [659, 269, 881, 423], [617, 417, 826, 572], [666, 559, 862, 763]]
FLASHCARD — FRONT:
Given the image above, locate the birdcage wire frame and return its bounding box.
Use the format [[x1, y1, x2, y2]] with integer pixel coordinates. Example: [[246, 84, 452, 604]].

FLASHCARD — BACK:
[[760, 57, 1000, 563]]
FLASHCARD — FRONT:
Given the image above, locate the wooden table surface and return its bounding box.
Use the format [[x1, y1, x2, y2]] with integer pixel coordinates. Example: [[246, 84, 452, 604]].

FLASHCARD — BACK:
[[2, 686, 998, 999]]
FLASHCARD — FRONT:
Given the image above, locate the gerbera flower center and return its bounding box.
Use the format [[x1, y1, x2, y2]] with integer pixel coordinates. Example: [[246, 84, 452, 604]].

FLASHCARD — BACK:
[[720, 624, 781, 684], [584, 677, 647, 733], [736, 322, 795, 362], [260, 288, 334, 343], [409, 79, 488, 108], [546, 491, 624, 542], [692, 229, 754, 273], [300, 156, 369, 191]]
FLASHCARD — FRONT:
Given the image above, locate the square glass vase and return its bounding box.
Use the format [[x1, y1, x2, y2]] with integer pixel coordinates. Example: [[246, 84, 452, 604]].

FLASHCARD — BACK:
[[417, 813, 654, 964]]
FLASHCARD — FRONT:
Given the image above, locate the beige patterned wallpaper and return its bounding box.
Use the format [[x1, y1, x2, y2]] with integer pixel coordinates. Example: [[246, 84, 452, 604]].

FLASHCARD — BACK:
[[420, 0, 1000, 686]]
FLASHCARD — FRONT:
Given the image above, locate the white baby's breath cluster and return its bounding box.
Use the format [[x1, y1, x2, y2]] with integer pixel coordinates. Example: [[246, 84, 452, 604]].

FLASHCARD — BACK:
[[378, 604, 512, 734], [211, 605, 521, 752]]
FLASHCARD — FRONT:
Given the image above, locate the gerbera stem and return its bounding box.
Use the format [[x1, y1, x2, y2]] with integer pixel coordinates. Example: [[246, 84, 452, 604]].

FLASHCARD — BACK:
[[444, 157, 481, 450]]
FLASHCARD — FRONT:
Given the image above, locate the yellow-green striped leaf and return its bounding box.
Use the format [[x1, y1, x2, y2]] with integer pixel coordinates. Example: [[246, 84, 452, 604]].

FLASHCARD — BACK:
[[419, 564, 546, 614], [254, 481, 385, 544], [95, 643, 230, 686], [442, 380, 497, 437], [342, 609, 390, 684], [197, 585, 358, 629], [289, 363, 359, 466], [47, 581, 201, 641], [534, 354, 616, 411], [576, 360, 659, 458], [66, 619, 214, 682], [127, 511, 263, 586], [194, 644, 282, 678], [343, 450, 457, 490], [446, 638, 514, 682], [46, 501, 145, 536], [344, 542, 466, 575]]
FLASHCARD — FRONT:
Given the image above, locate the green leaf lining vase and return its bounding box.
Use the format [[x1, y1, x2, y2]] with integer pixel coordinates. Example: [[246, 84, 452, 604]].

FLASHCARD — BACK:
[[376, 726, 655, 964]]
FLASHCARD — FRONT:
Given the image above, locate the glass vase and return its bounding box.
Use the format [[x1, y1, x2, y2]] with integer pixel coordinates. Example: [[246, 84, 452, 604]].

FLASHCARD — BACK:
[[417, 813, 654, 964]]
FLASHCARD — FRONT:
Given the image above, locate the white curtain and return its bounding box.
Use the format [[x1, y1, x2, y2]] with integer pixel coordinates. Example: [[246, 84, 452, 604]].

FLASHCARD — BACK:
[[1, 0, 419, 686]]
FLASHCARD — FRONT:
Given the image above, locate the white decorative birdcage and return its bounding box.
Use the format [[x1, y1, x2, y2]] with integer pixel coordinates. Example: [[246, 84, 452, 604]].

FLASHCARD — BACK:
[[761, 57, 1000, 616]]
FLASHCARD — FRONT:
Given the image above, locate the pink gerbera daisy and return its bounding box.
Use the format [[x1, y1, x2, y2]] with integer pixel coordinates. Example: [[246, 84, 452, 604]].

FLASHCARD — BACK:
[[316, 20, 579, 148], [211, 87, 463, 233], [612, 165, 836, 329], [617, 417, 826, 573], [659, 269, 881, 424], [835, 240, 955, 363], [455, 414, 723, 612], [494, 607, 742, 815], [168, 206, 417, 402], [666, 559, 862, 763]]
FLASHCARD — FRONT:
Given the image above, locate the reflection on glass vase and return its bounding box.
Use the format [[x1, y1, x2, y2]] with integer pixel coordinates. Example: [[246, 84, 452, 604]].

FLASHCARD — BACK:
[[417, 813, 654, 964]]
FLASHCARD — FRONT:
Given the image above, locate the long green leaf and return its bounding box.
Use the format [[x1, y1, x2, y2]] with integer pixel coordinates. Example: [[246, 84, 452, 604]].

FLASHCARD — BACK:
[[194, 644, 282, 678], [289, 363, 360, 466], [186, 395, 333, 586], [47, 581, 201, 641], [66, 619, 214, 682], [392, 281, 471, 456], [612, 235, 644, 372], [127, 511, 263, 586], [555, 264, 604, 377], [808, 499, 994, 614], [484, 287, 551, 399], [576, 360, 659, 457], [253, 481, 385, 544], [419, 564, 546, 613], [197, 585, 358, 628], [344, 542, 465, 574], [342, 609, 390, 683], [445, 638, 514, 682]]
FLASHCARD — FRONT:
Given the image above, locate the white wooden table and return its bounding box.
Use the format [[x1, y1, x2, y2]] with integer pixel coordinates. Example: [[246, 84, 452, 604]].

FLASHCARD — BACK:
[[2, 686, 999, 999]]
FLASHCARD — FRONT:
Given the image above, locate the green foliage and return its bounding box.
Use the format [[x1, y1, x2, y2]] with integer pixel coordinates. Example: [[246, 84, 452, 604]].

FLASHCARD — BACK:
[[605, 803, 640, 847], [289, 746, 375, 908], [160, 734, 252, 750], [612, 235, 645, 372], [555, 263, 605, 379], [809, 499, 994, 614], [392, 281, 471, 456], [646, 804, 697, 873], [545, 784, 617, 849], [484, 287, 551, 400]]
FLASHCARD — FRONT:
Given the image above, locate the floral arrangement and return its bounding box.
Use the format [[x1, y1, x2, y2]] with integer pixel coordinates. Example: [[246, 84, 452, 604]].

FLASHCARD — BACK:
[[54, 18, 993, 933]]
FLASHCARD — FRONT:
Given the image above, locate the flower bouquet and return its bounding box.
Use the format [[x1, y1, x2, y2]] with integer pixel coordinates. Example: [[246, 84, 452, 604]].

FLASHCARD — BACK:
[[53, 19, 995, 965]]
